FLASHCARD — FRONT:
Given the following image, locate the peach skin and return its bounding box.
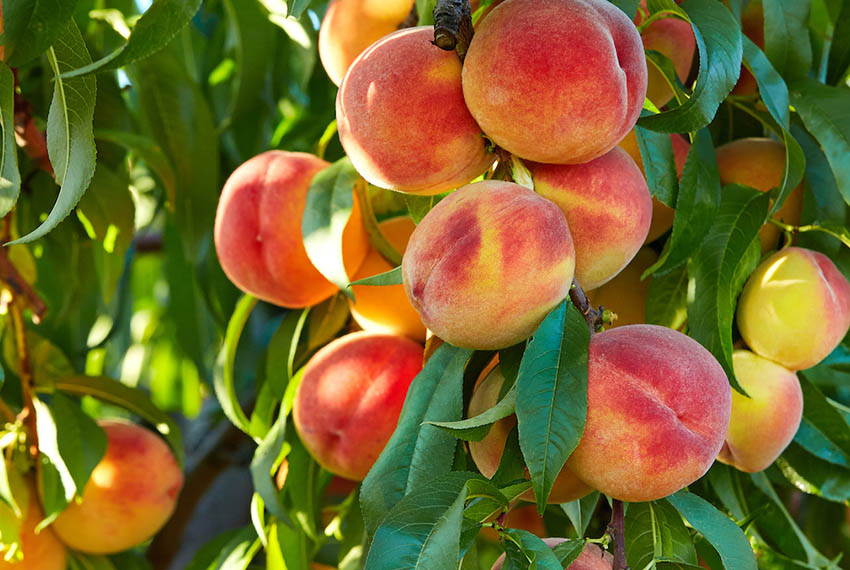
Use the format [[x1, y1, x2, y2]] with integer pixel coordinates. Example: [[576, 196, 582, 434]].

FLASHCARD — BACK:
[[492, 540, 613, 570], [402, 180, 575, 350], [0, 478, 66, 570]]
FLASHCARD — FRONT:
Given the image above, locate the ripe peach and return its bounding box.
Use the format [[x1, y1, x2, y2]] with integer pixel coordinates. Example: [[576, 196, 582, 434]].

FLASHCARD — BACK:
[[737, 247, 850, 370], [492, 540, 612, 570], [0, 479, 66, 570], [636, 1, 696, 107], [52, 420, 183, 554], [715, 138, 803, 252], [731, 0, 763, 95], [717, 350, 802, 472], [319, 0, 415, 86], [337, 27, 495, 194], [567, 325, 731, 502], [469, 366, 593, 504], [618, 130, 690, 243], [293, 332, 423, 480], [530, 147, 652, 290], [586, 247, 658, 328], [214, 151, 370, 308], [402, 180, 575, 350], [462, 0, 647, 164], [349, 216, 427, 342]]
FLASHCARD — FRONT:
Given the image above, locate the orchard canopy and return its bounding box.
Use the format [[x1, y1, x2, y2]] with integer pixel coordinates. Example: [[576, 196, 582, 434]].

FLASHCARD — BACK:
[[1, 0, 850, 568]]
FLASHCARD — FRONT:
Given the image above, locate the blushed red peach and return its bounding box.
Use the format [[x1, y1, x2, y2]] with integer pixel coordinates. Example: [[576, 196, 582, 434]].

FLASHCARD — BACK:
[[716, 138, 804, 252], [349, 216, 427, 342], [492, 540, 612, 570], [337, 27, 495, 194], [530, 147, 652, 290], [293, 332, 423, 480], [52, 420, 183, 554], [402, 180, 575, 350], [737, 247, 850, 370], [636, 0, 695, 107], [717, 350, 802, 472], [319, 0, 415, 86], [214, 151, 370, 308], [462, 0, 647, 164], [0, 479, 66, 570], [469, 366, 593, 504], [618, 130, 690, 243], [567, 325, 731, 502], [586, 247, 658, 328]]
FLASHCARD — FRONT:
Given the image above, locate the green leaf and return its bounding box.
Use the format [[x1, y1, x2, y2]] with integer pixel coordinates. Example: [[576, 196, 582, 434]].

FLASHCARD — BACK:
[[61, 0, 202, 78], [560, 491, 599, 537], [625, 500, 698, 570], [405, 192, 449, 224], [0, 435, 19, 516], [12, 20, 97, 245], [361, 344, 472, 536], [349, 266, 403, 287], [183, 526, 256, 570], [762, 0, 813, 80], [796, 372, 850, 461], [267, 518, 309, 570], [502, 529, 563, 570], [776, 442, 850, 503], [0, 63, 20, 218], [365, 472, 473, 570], [551, 540, 586, 567], [214, 294, 258, 439], [827, 1, 850, 84], [635, 123, 678, 207], [302, 157, 361, 298], [645, 264, 689, 329], [428, 383, 515, 442], [286, 0, 314, 19], [46, 375, 184, 467], [645, 129, 721, 276], [93, 129, 177, 207], [609, 0, 640, 19], [668, 490, 757, 570], [0, 0, 78, 66], [249, 412, 293, 522], [687, 184, 770, 392], [416, 0, 438, 26], [638, 0, 742, 133], [461, 478, 509, 524], [515, 300, 589, 513]]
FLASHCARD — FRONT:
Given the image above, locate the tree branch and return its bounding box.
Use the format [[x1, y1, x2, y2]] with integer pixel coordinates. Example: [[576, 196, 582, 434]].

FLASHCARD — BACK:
[[609, 499, 628, 570], [433, 0, 474, 61], [568, 280, 605, 334]]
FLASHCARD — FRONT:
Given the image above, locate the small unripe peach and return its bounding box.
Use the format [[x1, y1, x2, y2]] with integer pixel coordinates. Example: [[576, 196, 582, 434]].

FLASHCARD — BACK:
[[293, 332, 423, 480], [717, 350, 802, 473], [402, 180, 575, 350], [0, 479, 66, 570], [737, 247, 850, 370], [586, 247, 658, 328], [492, 541, 613, 570], [52, 420, 184, 554]]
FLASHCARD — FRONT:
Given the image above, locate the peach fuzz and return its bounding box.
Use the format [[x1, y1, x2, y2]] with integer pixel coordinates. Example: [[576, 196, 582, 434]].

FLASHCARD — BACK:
[[715, 138, 804, 252], [293, 332, 423, 480], [618, 129, 690, 243], [737, 247, 850, 371], [567, 325, 731, 502], [586, 247, 658, 328], [214, 151, 369, 308], [717, 350, 802, 473], [493, 541, 612, 570], [52, 420, 183, 554], [337, 27, 494, 194], [462, 0, 647, 164], [319, 0, 414, 86], [402, 180, 575, 350], [469, 366, 593, 504], [0, 479, 66, 570], [349, 216, 427, 342], [636, 0, 695, 107], [530, 147, 652, 290]]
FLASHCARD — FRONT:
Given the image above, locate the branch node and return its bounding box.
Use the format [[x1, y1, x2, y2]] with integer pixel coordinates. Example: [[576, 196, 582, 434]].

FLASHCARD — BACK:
[[433, 0, 474, 61]]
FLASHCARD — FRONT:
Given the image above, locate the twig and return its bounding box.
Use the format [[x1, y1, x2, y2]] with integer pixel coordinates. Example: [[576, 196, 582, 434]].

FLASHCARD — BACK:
[[568, 280, 605, 333], [433, 0, 474, 61], [9, 300, 37, 458], [609, 500, 628, 570], [0, 216, 46, 322]]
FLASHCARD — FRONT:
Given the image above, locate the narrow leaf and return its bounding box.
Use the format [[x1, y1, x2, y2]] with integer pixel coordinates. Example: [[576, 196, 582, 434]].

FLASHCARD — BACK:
[[625, 500, 698, 570], [0, 63, 20, 217], [762, 0, 813, 80], [429, 383, 516, 442], [1, 0, 77, 67], [349, 266, 403, 287], [213, 294, 258, 439]]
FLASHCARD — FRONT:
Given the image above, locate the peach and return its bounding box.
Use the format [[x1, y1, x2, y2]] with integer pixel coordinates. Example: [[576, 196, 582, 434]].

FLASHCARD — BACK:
[[214, 151, 370, 308], [717, 350, 802, 472], [618, 130, 690, 243], [737, 247, 850, 370], [469, 366, 593, 504], [52, 420, 183, 554], [586, 247, 658, 328], [731, 0, 763, 96], [319, 0, 415, 86], [349, 216, 427, 341], [715, 138, 804, 252], [462, 0, 647, 164], [530, 147, 652, 290], [293, 332, 423, 480], [337, 27, 495, 194], [567, 325, 731, 502], [0, 479, 66, 570], [402, 180, 575, 350], [492, 540, 612, 570], [636, 1, 696, 107]]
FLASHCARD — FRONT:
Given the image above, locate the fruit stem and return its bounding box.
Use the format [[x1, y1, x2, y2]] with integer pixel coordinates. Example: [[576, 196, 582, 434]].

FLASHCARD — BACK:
[[569, 280, 605, 334], [433, 0, 474, 61], [609, 499, 628, 570]]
